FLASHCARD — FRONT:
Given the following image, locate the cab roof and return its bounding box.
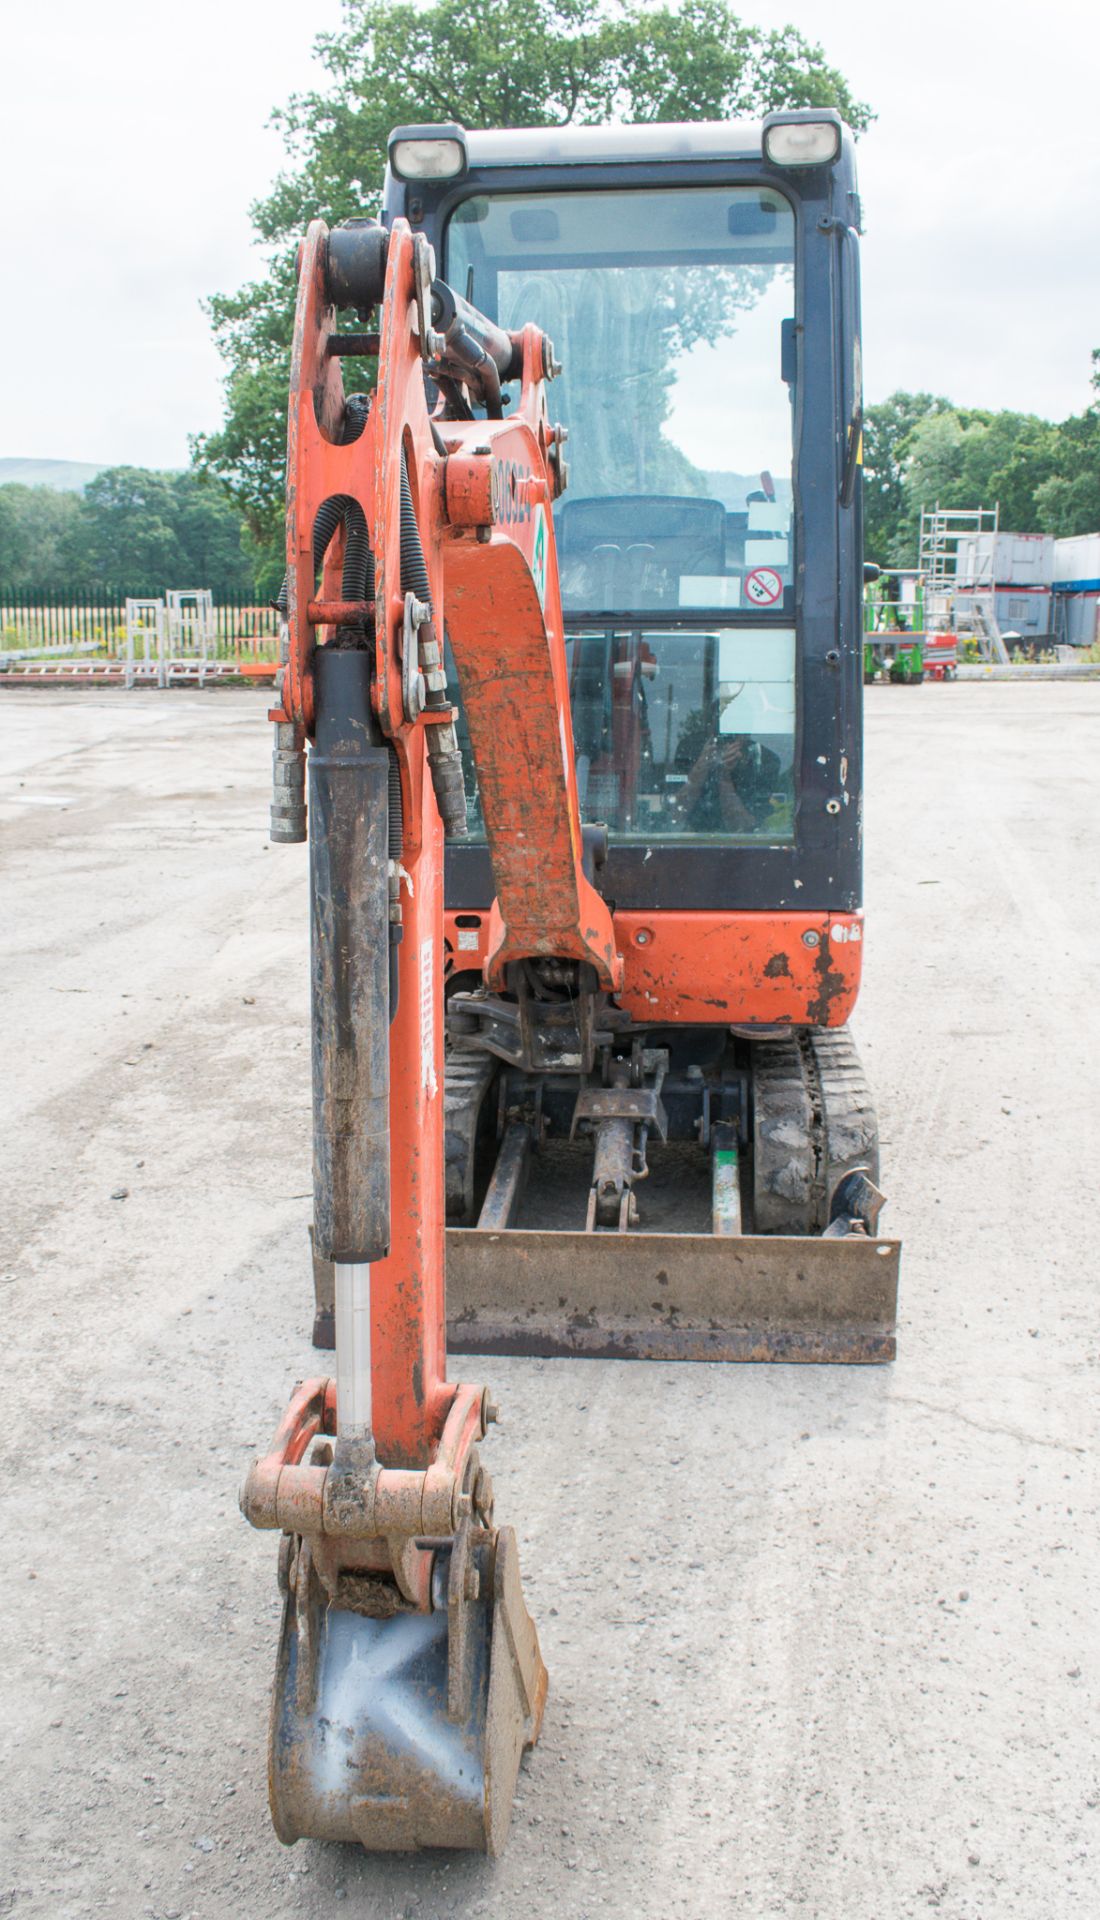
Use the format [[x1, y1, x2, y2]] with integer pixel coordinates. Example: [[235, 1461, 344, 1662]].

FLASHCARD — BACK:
[[462, 121, 768, 168]]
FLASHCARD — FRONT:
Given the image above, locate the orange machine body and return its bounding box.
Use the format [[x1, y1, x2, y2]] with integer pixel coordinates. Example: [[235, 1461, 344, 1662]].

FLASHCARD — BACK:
[[446, 908, 862, 1027]]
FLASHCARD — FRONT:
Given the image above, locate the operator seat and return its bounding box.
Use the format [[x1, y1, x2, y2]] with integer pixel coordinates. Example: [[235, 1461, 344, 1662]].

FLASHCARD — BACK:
[[556, 495, 727, 611]]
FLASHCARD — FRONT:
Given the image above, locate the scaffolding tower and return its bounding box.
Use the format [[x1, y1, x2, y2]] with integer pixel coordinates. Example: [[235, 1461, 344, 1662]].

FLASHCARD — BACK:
[[918, 505, 1009, 663]]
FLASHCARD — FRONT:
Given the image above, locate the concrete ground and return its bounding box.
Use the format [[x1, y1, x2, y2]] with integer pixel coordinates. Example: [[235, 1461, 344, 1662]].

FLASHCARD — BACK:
[[2, 683, 1097, 1920]]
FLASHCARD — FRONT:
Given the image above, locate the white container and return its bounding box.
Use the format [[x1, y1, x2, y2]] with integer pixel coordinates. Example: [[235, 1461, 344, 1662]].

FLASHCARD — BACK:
[[1053, 532, 1100, 585], [956, 531, 1054, 588]]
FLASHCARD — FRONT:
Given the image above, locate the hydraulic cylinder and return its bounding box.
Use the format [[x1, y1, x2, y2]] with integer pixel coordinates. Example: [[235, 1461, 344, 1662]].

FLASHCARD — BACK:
[[310, 645, 391, 1267]]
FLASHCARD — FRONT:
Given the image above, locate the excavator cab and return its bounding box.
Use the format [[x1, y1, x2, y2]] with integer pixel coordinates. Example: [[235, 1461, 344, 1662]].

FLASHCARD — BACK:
[[378, 112, 896, 1361]]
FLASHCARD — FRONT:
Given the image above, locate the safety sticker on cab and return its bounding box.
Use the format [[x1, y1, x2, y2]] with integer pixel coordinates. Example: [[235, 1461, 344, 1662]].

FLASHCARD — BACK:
[[531, 504, 548, 608], [744, 566, 783, 608]]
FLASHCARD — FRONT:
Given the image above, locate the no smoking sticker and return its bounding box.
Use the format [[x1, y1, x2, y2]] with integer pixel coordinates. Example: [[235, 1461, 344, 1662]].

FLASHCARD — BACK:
[[744, 567, 783, 607]]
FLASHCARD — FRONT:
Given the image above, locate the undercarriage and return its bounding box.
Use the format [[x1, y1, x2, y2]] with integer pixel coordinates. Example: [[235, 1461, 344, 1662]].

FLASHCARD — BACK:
[[313, 1001, 895, 1366]]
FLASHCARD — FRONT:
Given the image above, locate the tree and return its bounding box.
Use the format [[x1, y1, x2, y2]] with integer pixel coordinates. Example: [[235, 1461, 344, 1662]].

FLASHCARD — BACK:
[[80, 466, 255, 595], [862, 391, 950, 565], [1034, 350, 1100, 538], [0, 468, 255, 596], [862, 388, 1092, 568], [0, 485, 90, 590], [896, 409, 1062, 563], [196, 0, 873, 566], [169, 471, 258, 597], [81, 467, 184, 589]]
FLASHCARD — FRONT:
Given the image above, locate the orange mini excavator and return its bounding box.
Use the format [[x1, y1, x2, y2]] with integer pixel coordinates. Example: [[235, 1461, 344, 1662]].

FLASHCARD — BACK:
[[241, 110, 899, 1856]]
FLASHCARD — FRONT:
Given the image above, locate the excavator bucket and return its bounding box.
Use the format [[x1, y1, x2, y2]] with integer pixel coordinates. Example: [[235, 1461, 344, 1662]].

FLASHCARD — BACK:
[[269, 1526, 546, 1855]]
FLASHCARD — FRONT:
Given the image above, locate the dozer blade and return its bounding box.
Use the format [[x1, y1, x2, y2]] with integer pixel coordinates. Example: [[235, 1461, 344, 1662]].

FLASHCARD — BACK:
[[446, 1227, 899, 1363], [269, 1527, 547, 1856]]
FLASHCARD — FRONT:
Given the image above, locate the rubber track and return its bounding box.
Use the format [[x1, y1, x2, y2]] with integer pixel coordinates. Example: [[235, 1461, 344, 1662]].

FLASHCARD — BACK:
[[809, 1027, 880, 1209], [752, 1027, 880, 1234], [443, 1049, 497, 1222], [752, 1034, 816, 1234]]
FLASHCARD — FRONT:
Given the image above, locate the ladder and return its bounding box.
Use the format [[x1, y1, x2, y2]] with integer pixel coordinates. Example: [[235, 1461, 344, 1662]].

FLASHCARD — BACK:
[[919, 504, 1009, 663], [952, 593, 1010, 665]]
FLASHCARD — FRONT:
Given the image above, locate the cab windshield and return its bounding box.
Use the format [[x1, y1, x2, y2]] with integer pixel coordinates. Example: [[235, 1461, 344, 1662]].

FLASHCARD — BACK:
[[445, 184, 796, 618], [448, 624, 796, 846]]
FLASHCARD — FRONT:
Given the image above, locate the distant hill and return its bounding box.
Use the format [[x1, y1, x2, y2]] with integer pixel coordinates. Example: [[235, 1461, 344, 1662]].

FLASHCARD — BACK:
[[0, 458, 108, 493]]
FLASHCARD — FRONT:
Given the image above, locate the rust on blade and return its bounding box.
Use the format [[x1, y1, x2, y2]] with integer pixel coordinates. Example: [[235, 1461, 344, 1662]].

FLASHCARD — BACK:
[[446, 1227, 899, 1364]]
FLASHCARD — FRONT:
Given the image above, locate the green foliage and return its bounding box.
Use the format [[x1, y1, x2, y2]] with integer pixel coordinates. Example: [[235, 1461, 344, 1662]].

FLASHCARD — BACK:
[[194, 255, 299, 558], [81, 468, 184, 587], [196, 0, 873, 568], [252, 0, 870, 249], [1032, 351, 1100, 538], [900, 408, 1059, 552], [864, 364, 1100, 566], [170, 472, 262, 595], [861, 391, 950, 566], [1033, 463, 1100, 540], [0, 468, 254, 596], [0, 485, 90, 590]]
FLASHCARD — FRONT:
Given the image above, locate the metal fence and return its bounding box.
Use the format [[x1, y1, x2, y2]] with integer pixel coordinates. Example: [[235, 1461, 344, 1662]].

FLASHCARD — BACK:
[[0, 588, 281, 665]]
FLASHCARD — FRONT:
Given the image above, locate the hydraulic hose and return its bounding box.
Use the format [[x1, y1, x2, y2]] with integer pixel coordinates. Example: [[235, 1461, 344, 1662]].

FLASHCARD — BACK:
[[271, 495, 375, 843], [399, 447, 467, 839], [398, 459, 430, 606], [335, 499, 373, 646], [276, 494, 374, 641]]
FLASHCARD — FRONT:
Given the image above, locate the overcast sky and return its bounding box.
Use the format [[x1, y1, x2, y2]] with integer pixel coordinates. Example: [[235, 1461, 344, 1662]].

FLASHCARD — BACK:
[[3, 0, 1098, 468]]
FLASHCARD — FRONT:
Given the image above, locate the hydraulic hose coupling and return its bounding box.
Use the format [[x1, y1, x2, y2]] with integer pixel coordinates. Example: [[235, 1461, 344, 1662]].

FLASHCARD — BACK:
[[270, 705, 307, 844], [426, 719, 468, 839]]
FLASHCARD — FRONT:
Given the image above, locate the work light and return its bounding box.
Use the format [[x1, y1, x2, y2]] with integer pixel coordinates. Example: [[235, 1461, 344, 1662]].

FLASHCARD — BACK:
[[762, 111, 842, 168], [388, 124, 468, 180]]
